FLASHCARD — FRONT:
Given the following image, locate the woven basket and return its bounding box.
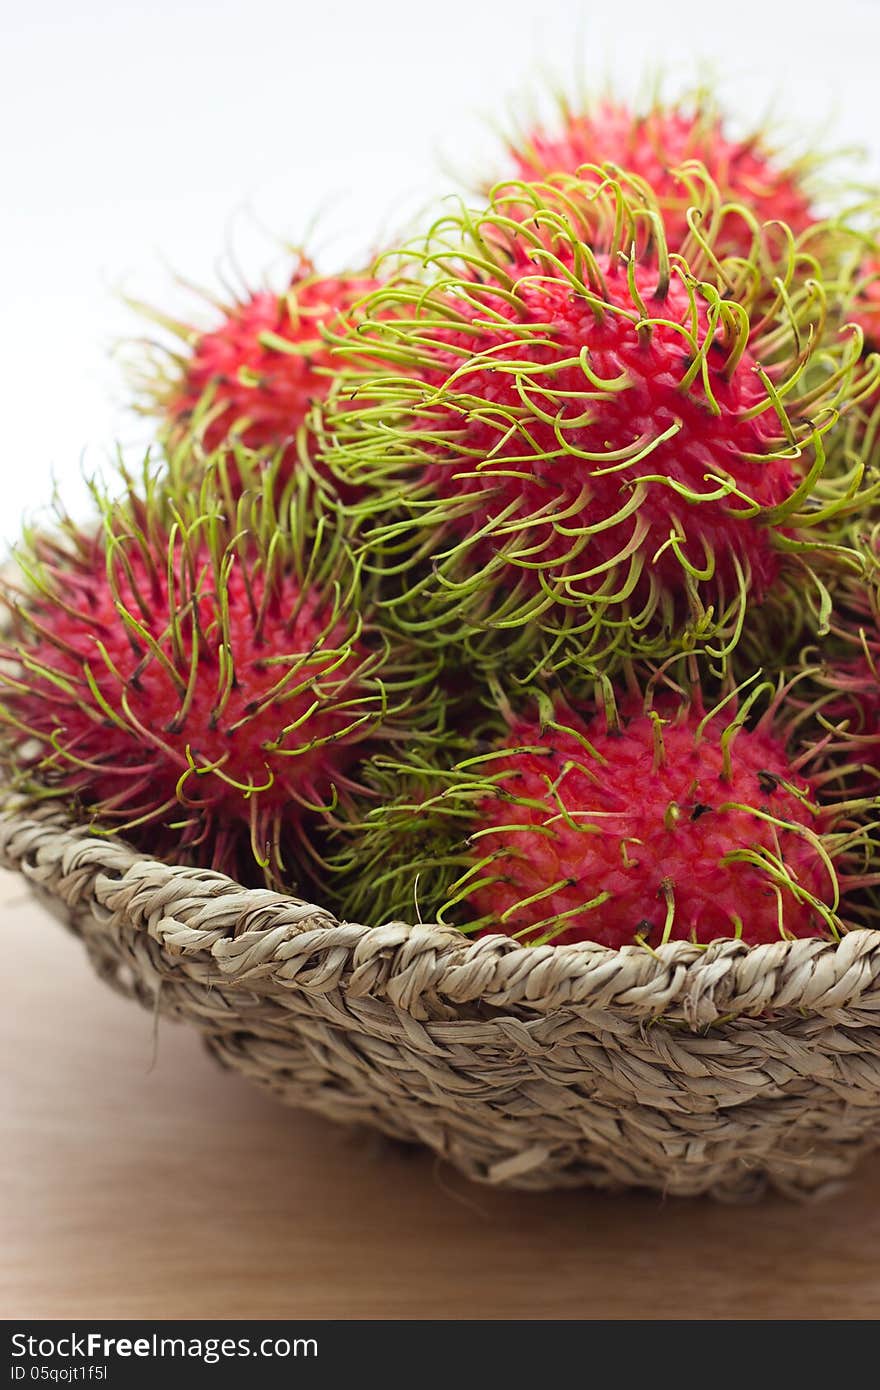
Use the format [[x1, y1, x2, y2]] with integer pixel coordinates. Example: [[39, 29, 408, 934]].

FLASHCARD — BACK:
[[6, 799, 880, 1201]]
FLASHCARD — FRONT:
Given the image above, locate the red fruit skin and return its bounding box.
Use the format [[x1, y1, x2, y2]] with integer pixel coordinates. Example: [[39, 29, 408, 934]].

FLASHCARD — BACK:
[[471, 700, 832, 947], [5, 541, 368, 859], [510, 102, 815, 254], [419, 254, 793, 601], [168, 267, 378, 463]]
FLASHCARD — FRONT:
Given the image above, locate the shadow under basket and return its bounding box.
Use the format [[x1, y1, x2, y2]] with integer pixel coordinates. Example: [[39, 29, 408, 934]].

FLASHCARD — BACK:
[[4, 800, 880, 1202]]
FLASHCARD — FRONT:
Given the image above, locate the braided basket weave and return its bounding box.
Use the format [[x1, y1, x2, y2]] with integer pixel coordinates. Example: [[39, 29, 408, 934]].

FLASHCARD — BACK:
[[6, 798, 880, 1200]]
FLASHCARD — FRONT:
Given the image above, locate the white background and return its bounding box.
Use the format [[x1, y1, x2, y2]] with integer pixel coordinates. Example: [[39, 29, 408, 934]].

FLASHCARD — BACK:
[[2, 0, 879, 548]]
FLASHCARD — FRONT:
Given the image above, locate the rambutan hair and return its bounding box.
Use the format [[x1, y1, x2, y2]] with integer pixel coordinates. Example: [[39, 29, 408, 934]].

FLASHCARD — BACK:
[[319, 164, 878, 679], [0, 459, 440, 886], [327, 670, 880, 945]]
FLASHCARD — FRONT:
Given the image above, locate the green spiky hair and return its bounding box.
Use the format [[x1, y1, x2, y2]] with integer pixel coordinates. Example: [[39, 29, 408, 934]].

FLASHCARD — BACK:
[[0, 454, 444, 887], [317, 163, 879, 683], [326, 668, 880, 944]]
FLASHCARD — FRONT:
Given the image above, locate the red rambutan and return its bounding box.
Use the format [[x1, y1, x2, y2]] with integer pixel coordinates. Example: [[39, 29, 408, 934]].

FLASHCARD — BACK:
[[498, 92, 817, 256], [848, 256, 880, 352], [141, 256, 378, 491], [0, 468, 434, 884], [804, 523, 880, 784], [827, 249, 880, 486], [320, 167, 875, 675], [329, 679, 879, 945]]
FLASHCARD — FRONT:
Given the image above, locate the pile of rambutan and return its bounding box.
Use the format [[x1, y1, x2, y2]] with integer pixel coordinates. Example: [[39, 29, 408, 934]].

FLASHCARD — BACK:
[[5, 78, 880, 951]]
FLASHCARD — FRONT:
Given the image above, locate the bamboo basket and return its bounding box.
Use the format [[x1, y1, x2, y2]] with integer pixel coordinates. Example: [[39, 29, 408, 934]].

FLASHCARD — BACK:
[[5, 798, 880, 1200]]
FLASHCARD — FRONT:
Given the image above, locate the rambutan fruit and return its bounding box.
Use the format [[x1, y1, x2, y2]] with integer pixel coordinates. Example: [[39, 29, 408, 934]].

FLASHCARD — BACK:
[[819, 234, 880, 519], [320, 166, 877, 678], [801, 522, 880, 784], [0, 465, 439, 886], [494, 88, 818, 256], [848, 255, 880, 353], [328, 677, 879, 945], [138, 255, 378, 494]]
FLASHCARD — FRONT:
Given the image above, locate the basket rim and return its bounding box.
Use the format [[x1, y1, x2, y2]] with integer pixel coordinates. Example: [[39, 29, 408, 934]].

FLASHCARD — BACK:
[[3, 795, 880, 1025]]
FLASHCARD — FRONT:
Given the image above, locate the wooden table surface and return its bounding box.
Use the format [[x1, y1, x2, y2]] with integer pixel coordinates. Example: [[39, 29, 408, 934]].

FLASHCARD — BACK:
[[3, 870, 879, 1322]]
